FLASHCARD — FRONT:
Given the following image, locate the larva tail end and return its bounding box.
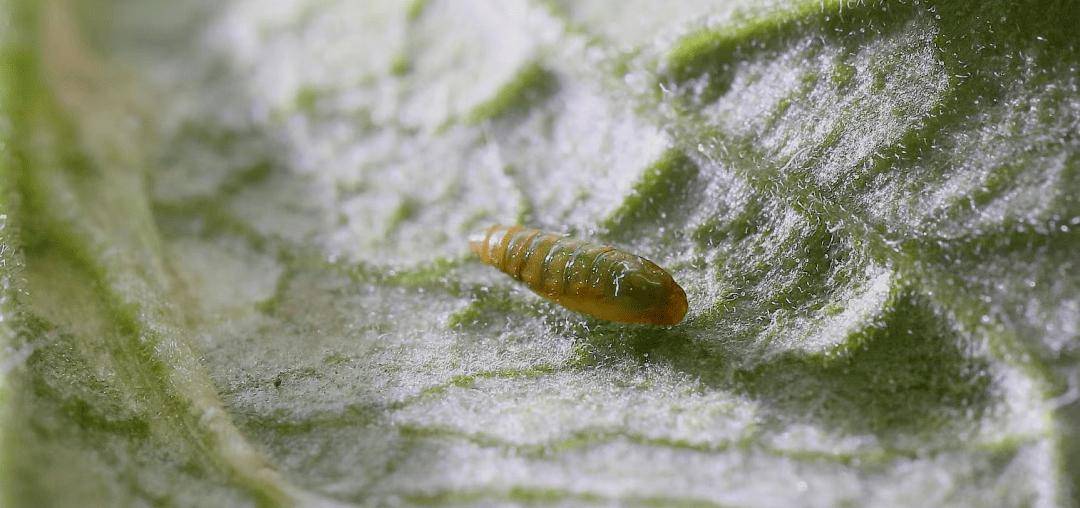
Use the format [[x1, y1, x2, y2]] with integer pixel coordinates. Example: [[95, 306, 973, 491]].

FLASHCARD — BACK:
[[468, 231, 488, 260]]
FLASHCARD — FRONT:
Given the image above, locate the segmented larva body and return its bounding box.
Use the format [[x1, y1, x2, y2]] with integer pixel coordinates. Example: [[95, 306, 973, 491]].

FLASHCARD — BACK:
[[469, 225, 688, 325]]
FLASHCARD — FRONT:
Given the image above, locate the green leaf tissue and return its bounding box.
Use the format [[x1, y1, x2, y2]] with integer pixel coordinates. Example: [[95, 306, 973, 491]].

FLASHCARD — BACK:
[[2, 0, 1078, 506]]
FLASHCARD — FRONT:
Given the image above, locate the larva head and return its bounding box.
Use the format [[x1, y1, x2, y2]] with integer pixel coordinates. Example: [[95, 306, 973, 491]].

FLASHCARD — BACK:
[[615, 259, 688, 326], [656, 276, 689, 325]]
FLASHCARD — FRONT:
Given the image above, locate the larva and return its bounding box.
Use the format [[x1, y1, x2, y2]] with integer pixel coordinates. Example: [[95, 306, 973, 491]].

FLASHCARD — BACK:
[[469, 225, 688, 325]]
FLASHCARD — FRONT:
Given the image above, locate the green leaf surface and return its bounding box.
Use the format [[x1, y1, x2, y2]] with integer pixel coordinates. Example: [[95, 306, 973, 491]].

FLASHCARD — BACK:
[[2, 0, 1078, 506]]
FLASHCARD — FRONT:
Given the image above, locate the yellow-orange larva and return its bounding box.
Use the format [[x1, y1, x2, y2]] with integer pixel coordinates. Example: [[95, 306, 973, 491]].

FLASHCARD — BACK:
[[469, 225, 688, 325]]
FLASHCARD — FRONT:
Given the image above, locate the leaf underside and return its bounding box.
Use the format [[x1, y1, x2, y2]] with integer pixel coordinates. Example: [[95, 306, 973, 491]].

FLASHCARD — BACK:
[[2, 0, 1078, 506]]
